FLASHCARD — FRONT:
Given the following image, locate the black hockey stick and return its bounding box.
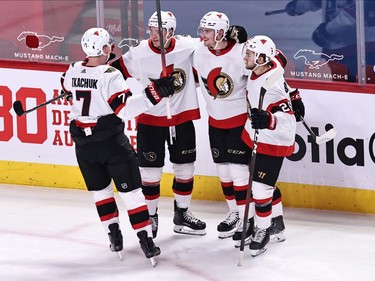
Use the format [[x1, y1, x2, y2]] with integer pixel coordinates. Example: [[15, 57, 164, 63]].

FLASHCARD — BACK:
[[238, 66, 284, 266], [265, 9, 287, 16], [155, 0, 172, 119], [13, 92, 66, 117], [300, 115, 337, 145]]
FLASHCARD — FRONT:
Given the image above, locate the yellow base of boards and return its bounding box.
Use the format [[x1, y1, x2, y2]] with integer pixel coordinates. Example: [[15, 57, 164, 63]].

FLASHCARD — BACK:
[[1, 161, 375, 214]]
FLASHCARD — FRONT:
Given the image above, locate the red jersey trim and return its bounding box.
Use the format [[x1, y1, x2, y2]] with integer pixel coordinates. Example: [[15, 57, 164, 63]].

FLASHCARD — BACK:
[[208, 113, 248, 129], [137, 108, 200, 126], [241, 130, 295, 157], [207, 39, 236, 56], [148, 37, 176, 54]]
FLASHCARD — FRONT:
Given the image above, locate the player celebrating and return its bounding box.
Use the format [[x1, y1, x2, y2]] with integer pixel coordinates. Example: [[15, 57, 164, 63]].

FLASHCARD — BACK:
[[193, 11, 253, 243], [111, 11, 206, 237], [61, 27, 175, 265], [241, 35, 297, 256]]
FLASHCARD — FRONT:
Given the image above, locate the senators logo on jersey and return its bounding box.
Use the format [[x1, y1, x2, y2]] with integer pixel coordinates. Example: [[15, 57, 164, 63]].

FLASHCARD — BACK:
[[164, 64, 186, 94], [201, 67, 234, 99]]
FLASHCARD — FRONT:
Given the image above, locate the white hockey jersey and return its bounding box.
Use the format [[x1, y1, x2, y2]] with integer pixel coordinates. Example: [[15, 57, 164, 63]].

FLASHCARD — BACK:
[[61, 61, 153, 127], [241, 61, 296, 157], [192, 40, 248, 129], [115, 36, 201, 126]]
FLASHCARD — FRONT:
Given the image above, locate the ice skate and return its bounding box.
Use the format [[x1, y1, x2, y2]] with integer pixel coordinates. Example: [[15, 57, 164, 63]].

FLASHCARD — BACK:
[[233, 217, 254, 248], [137, 230, 161, 267], [217, 211, 239, 239], [108, 223, 123, 260], [173, 201, 206, 236], [249, 227, 270, 257], [150, 211, 159, 238], [270, 215, 286, 243]]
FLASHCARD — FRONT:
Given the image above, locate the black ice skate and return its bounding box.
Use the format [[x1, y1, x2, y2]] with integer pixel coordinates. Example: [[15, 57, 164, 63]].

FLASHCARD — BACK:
[[173, 201, 206, 236], [150, 211, 159, 238], [217, 211, 240, 239], [233, 217, 254, 248], [137, 230, 161, 267], [270, 215, 286, 243], [249, 227, 270, 257], [108, 223, 123, 260]]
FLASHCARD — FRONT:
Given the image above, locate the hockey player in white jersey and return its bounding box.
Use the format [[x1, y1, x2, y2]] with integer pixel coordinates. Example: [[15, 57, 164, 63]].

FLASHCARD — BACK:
[[193, 11, 253, 243], [111, 11, 206, 237], [61, 27, 175, 265], [193, 11, 296, 245], [241, 35, 297, 256]]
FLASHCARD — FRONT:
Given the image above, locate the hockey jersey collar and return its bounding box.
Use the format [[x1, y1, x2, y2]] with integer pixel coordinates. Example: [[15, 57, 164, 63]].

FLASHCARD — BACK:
[[148, 37, 176, 54]]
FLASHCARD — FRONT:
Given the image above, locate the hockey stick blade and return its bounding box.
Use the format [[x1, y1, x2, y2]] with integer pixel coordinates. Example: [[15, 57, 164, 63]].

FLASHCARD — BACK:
[[13, 100, 26, 116], [315, 128, 337, 145]]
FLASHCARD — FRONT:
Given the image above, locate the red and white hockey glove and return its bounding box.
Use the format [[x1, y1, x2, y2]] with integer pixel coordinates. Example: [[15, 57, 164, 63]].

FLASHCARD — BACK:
[[289, 88, 305, 122], [251, 108, 277, 130], [145, 76, 175, 105]]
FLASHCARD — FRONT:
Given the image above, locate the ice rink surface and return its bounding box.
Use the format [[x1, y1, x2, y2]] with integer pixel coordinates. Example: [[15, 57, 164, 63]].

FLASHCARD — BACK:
[[1, 184, 375, 281]]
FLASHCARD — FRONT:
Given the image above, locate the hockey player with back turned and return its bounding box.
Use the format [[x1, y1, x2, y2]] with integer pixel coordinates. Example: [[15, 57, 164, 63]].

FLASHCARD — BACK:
[[111, 11, 206, 237], [61, 27, 175, 266], [241, 35, 297, 257]]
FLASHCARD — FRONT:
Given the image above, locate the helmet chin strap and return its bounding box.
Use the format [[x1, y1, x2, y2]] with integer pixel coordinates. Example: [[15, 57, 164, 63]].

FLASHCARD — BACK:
[[163, 30, 174, 49], [213, 31, 225, 50]]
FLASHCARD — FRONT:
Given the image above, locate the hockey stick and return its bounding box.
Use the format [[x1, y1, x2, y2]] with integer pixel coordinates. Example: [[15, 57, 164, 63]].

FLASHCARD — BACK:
[[299, 115, 337, 145], [238, 66, 284, 266], [13, 93, 66, 117], [155, 0, 172, 119], [265, 9, 287, 16]]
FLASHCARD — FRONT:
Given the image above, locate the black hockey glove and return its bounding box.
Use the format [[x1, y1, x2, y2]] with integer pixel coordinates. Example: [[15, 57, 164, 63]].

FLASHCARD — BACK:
[[251, 108, 277, 130], [275, 49, 288, 68], [285, 0, 305, 16], [145, 76, 175, 105], [289, 88, 305, 122], [226, 25, 248, 44]]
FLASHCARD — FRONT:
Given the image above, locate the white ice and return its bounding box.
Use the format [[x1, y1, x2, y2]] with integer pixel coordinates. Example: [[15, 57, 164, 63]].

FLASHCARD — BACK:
[[1, 184, 375, 281]]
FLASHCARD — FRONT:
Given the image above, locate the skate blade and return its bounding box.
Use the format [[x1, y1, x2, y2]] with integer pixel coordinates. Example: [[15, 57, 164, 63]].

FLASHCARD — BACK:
[[117, 251, 123, 261], [150, 257, 157, 267], [173, 225, 206, 236], [234, 237, 251, 248], [270, 232, 286, 243], [218, 229, 237, 239], [250, 247, 267, 257]]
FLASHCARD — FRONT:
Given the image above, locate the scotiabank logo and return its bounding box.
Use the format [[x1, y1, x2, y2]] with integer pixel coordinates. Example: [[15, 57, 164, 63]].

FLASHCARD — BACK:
[[289, 124, 375, 167]]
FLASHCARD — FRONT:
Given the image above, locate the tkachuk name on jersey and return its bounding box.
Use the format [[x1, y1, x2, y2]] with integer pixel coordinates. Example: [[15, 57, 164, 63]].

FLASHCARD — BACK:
[[72, 78, 98, 89]]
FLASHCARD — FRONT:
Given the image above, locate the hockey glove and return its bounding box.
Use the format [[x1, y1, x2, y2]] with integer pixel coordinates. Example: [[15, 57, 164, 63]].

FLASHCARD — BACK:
[[145, 76, 175, 105], [251, 108, 277, 130], [285, 0, 305, 16], [289, 88, 305, 122], [275, 49, 288, 69], [226, 25, 248, 44]]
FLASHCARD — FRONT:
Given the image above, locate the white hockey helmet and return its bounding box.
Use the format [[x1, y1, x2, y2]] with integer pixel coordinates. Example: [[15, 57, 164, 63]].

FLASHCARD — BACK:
[[148, 11, 177, 36], [244, 35, 276, 64], [199, 11, 230, 38], [81, 28, 114, 57]]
